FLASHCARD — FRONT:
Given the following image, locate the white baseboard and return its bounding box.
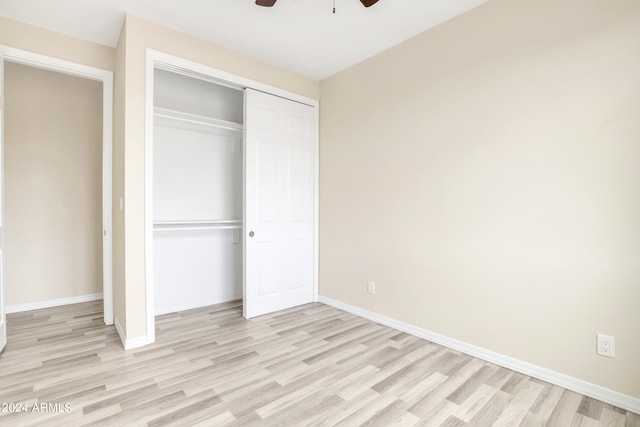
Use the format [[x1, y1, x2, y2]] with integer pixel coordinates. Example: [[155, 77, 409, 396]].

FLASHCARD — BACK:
[[154, 293, 242, 316], [6, 293, 104, 314], [114, 316, 153, 350], [319, 295, 640, 415]]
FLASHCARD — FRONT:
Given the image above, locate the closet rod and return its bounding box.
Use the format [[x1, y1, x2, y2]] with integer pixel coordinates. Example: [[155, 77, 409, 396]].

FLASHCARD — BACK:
[[154, 219, 242, 225], [154, 225, 243, 232]]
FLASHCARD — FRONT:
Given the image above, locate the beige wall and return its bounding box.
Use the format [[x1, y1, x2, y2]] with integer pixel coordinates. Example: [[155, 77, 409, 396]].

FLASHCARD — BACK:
[[0, 16, 114, 72], [319, 0, 640, 399], [117, 14, 320, 339], [4, 62, 103, 305]]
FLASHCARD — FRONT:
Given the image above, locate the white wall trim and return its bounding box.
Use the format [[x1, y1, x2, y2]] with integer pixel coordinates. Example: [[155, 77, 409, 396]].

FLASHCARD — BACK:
[[0, 45, 114, 327], [114, 316, 153, 350], [6, 293, 104, 314], [144, 52, 156, 345], [319, 295, 640, 415], [312, 102, 319, 304]]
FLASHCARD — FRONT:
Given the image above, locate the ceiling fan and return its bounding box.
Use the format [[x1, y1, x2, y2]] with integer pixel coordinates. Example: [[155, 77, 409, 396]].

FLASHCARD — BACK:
[[256, 0, 379, 7]]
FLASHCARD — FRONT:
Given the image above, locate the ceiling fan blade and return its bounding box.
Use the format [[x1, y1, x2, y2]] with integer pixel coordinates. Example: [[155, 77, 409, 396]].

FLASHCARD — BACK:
[[360, 0, 379, 7], [256, 0, 277, 6]]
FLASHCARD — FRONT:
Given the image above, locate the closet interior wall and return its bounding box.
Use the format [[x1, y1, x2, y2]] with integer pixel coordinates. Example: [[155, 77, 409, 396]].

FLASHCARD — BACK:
[[153, 69, 243, 315]]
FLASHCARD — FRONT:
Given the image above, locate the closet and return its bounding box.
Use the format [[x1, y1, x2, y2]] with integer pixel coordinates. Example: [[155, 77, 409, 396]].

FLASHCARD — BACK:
[[150, 57, 317, 322], [153, 69, 244, 315]]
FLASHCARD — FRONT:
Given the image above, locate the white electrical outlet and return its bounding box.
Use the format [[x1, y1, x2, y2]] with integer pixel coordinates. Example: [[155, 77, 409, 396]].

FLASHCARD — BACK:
[[596, 334, 615, 358], [367, 281, 376, 295]]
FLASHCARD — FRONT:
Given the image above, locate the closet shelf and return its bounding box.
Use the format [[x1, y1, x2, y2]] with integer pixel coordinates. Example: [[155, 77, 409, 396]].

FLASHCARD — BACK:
[[154, 219, 243, 232], [154, 107, 243, 133]]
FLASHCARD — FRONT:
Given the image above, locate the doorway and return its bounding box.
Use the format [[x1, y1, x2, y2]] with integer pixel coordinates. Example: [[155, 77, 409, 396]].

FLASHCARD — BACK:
[[0, 46, 113, 327], [4, 61, 103, 313]]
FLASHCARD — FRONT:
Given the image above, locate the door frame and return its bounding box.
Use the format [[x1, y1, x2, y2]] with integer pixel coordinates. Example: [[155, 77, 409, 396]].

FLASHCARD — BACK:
[[0, 45, 114, 326], [144, 49, 318, 343]]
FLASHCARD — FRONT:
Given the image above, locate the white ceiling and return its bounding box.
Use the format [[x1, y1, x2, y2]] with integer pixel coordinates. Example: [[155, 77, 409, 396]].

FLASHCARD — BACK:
[[0, 0, 487, 80]]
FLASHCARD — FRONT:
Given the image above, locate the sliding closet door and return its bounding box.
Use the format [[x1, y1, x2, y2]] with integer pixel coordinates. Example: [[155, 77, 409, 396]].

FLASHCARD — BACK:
[[0, 57, 6, 353], [244, 89, 315, 319]]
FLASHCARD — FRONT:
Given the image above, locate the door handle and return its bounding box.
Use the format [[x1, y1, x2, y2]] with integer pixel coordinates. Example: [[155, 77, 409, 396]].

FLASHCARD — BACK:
[[249, 231, 255, 237]]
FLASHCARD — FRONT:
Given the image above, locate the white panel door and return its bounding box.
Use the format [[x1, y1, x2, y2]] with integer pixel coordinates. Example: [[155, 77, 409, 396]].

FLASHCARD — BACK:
[[244, 89, 315, 318], [0, 56, 6, 353]]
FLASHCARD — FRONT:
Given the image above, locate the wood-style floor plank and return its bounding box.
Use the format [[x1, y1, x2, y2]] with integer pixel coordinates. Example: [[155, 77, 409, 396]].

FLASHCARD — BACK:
[[0, 300, 637, 426]]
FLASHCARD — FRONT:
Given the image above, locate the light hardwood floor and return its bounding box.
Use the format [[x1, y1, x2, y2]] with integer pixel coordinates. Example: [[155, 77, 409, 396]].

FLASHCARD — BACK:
[[0, 300, 638, 426]]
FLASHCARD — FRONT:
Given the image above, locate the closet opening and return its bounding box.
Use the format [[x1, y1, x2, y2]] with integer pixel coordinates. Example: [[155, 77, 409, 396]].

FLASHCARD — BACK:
[[145, 50, 319, 346], [152, 68, 244, 316]]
